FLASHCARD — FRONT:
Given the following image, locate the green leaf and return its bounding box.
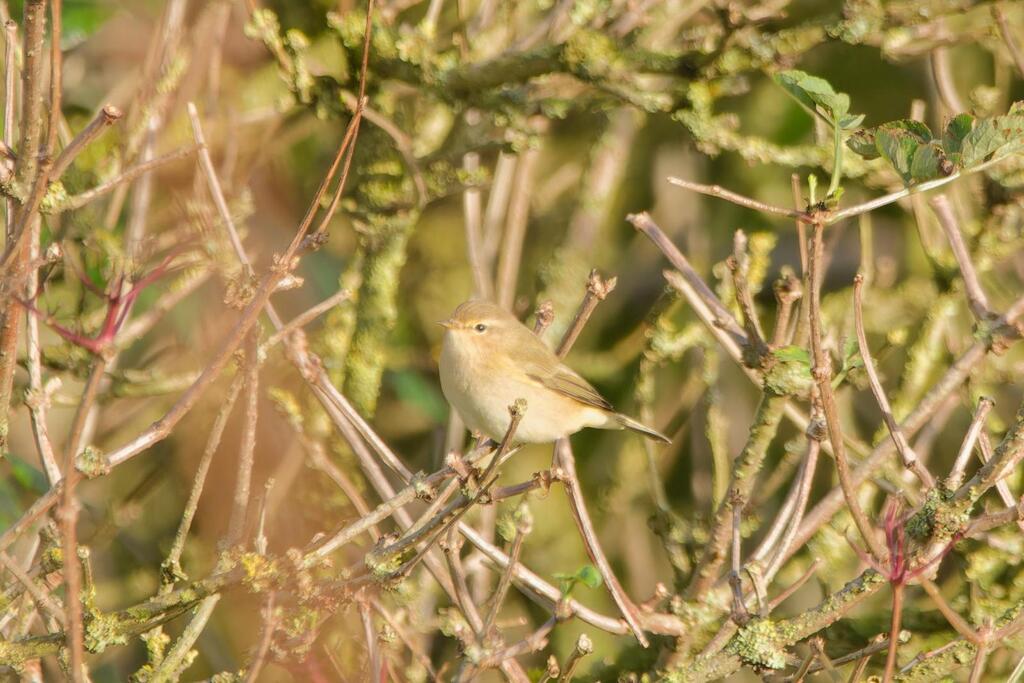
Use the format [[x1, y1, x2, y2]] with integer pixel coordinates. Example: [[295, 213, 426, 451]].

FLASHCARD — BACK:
[[773, 69, 854, 125], [576, 564, 603, 589], [874, 126, 921, 182], [961, 118, 1006, 167], [884, 119, 933, 143], [846, 129, 879, 159], [772, 345, 810, 364], [839, 113, 865, 130], [910, 143, 948, 182], [942, 113, 974, 156]]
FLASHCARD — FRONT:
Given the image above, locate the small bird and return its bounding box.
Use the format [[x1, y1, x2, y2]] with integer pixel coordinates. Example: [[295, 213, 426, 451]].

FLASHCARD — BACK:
[[438, 300, 670, 444]]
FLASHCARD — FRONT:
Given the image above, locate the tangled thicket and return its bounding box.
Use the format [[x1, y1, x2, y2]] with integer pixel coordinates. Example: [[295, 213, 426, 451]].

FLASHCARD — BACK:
[[1, 0, 1024, 681]]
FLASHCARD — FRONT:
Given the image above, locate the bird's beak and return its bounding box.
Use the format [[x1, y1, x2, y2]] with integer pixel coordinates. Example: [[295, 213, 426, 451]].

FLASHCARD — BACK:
[[437, 319, 455, 329]]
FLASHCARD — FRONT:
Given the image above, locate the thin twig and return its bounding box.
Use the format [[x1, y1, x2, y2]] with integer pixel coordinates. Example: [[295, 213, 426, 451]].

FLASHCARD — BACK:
[[853, 274, 935, 488], [946, 397, 995, 491], [559, 634, 593, 682], [882, 583, 904, 683], [555, 269, 617, 358], [495, 143, 539, 309], [0, 550, 65, 626], [225, 331, 261, 547], [929, 193, 992, 322], [555, 439, 649, 646], [809, 223, 887, 563], [162, 376, 245, 584], [994, 3, 1024, 77], [930, 46, 965, 114], [667, 176, 812, 222], [58, 145, 199, 211], [50, 105, 123, 179], [62, 356, 109, 683], [242, 593, 277, 683]]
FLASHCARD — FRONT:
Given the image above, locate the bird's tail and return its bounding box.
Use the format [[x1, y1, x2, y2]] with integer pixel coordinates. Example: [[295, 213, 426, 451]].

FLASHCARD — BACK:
[[613, 413, 671, 444]]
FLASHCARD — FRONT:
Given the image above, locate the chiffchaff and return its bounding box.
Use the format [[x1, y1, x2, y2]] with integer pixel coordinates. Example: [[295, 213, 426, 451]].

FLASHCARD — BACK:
[[439, 300, 670, 444]]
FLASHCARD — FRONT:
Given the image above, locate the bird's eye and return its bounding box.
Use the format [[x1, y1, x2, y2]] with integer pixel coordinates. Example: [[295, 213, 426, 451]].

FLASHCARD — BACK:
[[474, 323, 487, 333]]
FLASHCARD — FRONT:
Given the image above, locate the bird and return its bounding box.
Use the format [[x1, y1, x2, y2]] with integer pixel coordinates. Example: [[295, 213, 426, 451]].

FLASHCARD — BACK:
[[438, 300, 670, 445]]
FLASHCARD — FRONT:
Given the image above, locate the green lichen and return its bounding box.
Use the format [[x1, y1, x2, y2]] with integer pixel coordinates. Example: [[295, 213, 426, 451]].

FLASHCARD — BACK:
[[84, 610, 130, 653], [726, 618, 788, 670], [239, 553, 281, 593], [75, 446, 110, 479]]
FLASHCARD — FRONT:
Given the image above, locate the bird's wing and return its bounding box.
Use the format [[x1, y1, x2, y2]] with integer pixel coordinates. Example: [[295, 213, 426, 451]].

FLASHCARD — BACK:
[[525, 363, 615, 412]]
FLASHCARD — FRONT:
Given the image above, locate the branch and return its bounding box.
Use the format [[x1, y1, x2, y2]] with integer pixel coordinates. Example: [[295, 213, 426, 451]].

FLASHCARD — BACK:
[[853, 274, 935, 488]]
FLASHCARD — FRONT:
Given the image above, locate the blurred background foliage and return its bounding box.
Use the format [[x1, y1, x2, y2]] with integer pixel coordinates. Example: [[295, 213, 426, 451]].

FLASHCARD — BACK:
[[2, 0, 1024, 680]]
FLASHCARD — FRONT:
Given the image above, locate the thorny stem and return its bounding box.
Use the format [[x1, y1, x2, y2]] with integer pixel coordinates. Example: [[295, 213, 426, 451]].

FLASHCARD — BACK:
[[853, 274, 935, 488]]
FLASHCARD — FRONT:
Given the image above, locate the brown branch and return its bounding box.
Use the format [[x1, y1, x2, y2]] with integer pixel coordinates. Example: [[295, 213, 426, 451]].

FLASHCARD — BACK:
[[58, 145, 199, 211], [808, 223, 887, 563], [929, 194, 992, 322], [225, 332, 261, 547], [242, 593, 277, 683], [555, 269, 617, 358], [771, 272, 801, 348], [667, 176, 812, 222], [853, 274, 935, 488], [532, 299, 555, 335], [495, 141, 539, 309], [930, 46, 965, 114], [61, 356, 109, 683], [994, 3, 1024, 77], [0, 550, 65, 626], [946, 397, 994, 491], [480, 509, 530, 637], [50, 105, 122, 180], [556, 438, 649, 646]]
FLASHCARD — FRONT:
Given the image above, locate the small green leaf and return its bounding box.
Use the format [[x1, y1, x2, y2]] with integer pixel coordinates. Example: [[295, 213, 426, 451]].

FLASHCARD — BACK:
[[773, 69, 854, 124], [875, 127, 922, 182], [772, 345, 810, 364], [846, 129, 879, 158], [910, 143, 947, 182], [884, 119, 933, 143], [942, 113, 974, 156], [961, 118, 1006, 167], [839, 113, 865, 130], [576, 565, 603, 589]]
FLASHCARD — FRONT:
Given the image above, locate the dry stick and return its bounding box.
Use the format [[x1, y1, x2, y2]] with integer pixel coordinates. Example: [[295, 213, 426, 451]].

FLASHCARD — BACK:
[[61, 356, 108, 683], [162, 376, 245, 581], [668, 176, 812, 222], [50, 105, 122, 180], [808, 223, 888, 563], [755, 440, 820, 578], [149, 595, 221, 683], [559, 634, 593, 682], [975, 432, 1024, 532], [929, 193, 992, 321], [552, 271, 648, 646], [481, 152, 516, 269], [3, 19, 16, 239], [264, 289, 352, 348], [462, 133, 492, 298], [225, 332, 261, 547], [918, 578, 980, 643], [24, 216, 60, 484], [242, 593, 277, 683], [495, 144, 538, 309], [728, 500, 750, 625], [771, 273, 802, 348], [555, 269, 617, 358], [57, 145, 198, 211], [994, 3, 1024, 77], [968, 640, 990, 683], [853, 274, 935, 488], [930, 46, 965, 114], [629, 212, 746, 342], [946, 397, 994, 491], [532, 299, 555, 335], [370, 599, 439, 682], [188, 102, 252, 277], [728, 231, 768, 354], [480, 523, 528, 637], [0, 551, 65, 627]]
